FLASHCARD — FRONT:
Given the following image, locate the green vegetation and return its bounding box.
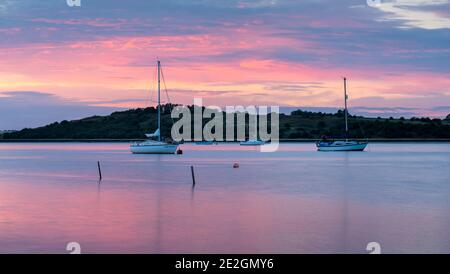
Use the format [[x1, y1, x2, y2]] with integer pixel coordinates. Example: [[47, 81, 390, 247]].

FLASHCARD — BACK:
[[284, 110, 450, 139], [2, 105, 450, 140]]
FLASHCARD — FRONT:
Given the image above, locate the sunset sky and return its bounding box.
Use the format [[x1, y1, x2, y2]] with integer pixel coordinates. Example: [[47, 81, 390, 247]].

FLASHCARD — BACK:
[[1, 0, 450, 129]]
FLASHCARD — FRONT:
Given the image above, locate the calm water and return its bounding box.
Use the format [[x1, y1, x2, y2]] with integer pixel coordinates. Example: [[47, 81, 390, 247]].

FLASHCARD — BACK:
[[0, 142, 449, 254]]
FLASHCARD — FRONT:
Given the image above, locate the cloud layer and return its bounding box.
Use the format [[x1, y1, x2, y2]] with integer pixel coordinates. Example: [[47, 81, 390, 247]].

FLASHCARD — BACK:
[[368, 0, 450, 29], [0, 0, 449, 128], [0, 91, 123, 130]]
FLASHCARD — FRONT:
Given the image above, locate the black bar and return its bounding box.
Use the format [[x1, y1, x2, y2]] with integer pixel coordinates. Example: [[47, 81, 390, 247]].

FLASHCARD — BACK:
[[0, 254, 443, 273]]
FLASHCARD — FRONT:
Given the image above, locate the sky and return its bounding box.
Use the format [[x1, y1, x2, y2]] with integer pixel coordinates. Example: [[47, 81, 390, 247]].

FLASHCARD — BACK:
[[0, 0, 449, 129]]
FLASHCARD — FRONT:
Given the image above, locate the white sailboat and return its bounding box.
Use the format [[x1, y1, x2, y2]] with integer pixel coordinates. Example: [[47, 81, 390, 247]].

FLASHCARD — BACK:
[[316, 78, 368, 152], [130, 61, 179, 154]]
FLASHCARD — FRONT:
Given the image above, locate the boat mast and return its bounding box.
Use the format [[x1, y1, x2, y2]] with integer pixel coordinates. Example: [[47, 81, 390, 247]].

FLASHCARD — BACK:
[[157, 60, 161, 142], [344, 77, 348, 141]]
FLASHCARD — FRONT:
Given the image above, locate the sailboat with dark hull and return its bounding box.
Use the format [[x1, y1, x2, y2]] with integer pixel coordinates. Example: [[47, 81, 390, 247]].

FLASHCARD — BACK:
[[130, 60, 179, 154], [316, 78, 368, 152]]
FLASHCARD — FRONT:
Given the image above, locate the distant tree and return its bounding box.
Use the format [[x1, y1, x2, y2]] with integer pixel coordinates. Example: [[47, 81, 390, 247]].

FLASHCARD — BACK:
[[432, 118, 442, 125], [336, 110, 344, 118], [317, 121, 326, 129], [446, 114, 450, 120]]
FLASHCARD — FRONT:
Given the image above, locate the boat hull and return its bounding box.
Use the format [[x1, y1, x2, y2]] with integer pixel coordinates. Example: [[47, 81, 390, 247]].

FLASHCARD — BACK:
[[240, 141, 266, 146], [317, 141, 368, 152], [130, 143, 178, 154]]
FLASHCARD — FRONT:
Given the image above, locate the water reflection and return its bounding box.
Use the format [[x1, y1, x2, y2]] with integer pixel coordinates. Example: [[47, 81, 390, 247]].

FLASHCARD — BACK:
[[0, 142, 449, 253]]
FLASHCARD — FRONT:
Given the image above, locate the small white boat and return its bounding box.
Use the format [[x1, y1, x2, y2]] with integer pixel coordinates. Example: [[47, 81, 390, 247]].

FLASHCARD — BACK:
[[316, 77, 368, 152], [131, 140, 178, 154], [130, 60, 179, 154], [316, 140, 368, 152], [240, 140, 266, 146]]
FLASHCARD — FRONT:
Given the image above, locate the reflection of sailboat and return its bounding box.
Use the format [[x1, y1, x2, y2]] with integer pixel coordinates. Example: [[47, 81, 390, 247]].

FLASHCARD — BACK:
[[130, 61, 179, 154], [195, 141, 218, 145], [316, 78, 368, 152]]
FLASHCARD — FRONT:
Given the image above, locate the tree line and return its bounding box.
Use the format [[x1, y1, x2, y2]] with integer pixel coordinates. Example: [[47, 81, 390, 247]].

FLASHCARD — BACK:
[[2, 104, 450, 140]]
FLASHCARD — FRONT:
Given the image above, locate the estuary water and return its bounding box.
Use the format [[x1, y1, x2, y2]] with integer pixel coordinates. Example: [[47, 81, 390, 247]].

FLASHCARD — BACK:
[[0, 142, 449, 254]]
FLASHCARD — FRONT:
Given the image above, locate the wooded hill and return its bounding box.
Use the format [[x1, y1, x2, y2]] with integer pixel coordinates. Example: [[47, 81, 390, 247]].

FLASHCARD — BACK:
[[2, 104, 450, 140]]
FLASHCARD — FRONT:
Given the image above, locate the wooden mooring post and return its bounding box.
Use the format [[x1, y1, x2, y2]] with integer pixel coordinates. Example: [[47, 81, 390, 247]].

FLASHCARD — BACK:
[[97, 161, 103, 181], [190, 165, 196, 187]]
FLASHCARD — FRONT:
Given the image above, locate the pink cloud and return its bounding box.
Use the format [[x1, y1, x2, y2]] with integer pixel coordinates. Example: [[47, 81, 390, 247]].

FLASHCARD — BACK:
[[0, 24, 448, 112], [0, 27, 21, 35]]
